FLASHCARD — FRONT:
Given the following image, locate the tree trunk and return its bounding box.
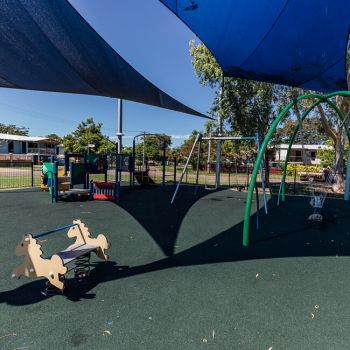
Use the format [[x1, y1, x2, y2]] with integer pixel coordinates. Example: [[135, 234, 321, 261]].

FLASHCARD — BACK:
[[333, 128, 345, 192]]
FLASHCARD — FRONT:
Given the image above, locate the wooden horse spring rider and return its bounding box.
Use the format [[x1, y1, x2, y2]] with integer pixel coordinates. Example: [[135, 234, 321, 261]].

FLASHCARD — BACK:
[[12, 220, 110, 294]]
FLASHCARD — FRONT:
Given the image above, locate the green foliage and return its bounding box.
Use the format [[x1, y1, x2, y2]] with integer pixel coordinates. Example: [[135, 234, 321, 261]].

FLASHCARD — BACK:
[[62, 117, 115, 154], [135, 134, 172, 162], [189, 40, 286, 138], [46, 133, 62, 143], [284, 163, 321, 176], [275, 117, 330, 144], [317, 141, 348, 169], [189, 40, 222, 88], [187, 37, 350, 174], [177, 128, 257, 169], [0, 123, 29, 135]]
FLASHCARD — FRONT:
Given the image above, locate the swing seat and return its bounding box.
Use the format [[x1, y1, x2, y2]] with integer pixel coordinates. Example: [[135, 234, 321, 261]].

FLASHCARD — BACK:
[[308, 213, 323, 222]]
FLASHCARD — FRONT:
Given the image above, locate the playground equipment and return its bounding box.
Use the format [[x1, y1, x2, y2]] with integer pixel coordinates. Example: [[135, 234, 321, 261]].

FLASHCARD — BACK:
[[41, 153, 109, 202], [132, 133, 170, 189], [308, 168, 336, 222], [171, 133, 270, 231], [243, 91, 350, 246], [90, 181, 117, 201], [12, 220, 110, 293]]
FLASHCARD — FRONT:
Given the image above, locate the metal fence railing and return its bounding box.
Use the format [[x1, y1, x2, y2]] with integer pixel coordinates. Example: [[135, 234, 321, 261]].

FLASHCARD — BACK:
[[0, 161, 42, 189]]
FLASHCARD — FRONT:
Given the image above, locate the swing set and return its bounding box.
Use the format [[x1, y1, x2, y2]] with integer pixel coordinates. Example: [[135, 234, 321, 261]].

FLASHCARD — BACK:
[[171, 133, 272, 230], [243, 91, 350, 246]]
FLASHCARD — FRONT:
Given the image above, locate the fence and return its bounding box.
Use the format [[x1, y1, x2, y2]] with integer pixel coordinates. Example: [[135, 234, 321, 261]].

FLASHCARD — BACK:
[[0, 161, 41, 189], [0, 158, 346, 199]]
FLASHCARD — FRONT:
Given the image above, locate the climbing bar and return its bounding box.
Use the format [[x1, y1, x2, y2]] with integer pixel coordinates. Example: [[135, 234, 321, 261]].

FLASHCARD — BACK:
[[201, 136, 256, 141], [33, 224, 78, 239]]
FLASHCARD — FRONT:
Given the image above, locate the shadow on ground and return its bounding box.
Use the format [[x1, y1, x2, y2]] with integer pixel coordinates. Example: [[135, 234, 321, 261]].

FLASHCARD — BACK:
[[2, 186, 350, 305]]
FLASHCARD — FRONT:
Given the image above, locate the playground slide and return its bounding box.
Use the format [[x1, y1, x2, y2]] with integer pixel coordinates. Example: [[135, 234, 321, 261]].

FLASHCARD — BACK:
[[134, 171, 156, 186]]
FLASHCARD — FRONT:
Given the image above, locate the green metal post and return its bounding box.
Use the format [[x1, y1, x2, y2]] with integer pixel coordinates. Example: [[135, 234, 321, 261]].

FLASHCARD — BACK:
[[281, 98, 349, 202], [281, 100, 323, 201], [242, 98, 298, 246], [243, 91, 350, 246]]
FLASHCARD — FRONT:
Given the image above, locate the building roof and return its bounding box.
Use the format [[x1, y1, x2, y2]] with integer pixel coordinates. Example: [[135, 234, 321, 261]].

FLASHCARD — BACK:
[[0, 133, 58, 143]]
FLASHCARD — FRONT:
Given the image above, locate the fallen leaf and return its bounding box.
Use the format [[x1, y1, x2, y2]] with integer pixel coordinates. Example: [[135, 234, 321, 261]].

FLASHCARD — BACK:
[[0, 333, 16, 340], [256, 273, 260, 278], [103, 330, 112, 336], [314, 305, 319, 309], [310, 313, 315, 319], [202, 338, 208, 343], [212, 330, 215, 338]]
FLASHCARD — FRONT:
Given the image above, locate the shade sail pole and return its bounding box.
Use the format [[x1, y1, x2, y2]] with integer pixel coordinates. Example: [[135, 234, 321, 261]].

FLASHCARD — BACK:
[[116, 98, 123, 199], [117, 99, 123, 155], [215, 76, 224, 189]]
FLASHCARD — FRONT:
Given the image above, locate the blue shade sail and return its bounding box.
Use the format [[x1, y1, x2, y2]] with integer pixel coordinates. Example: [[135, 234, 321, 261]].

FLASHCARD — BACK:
[[160, 0, 350, 93], [0, 0, 209, 118]]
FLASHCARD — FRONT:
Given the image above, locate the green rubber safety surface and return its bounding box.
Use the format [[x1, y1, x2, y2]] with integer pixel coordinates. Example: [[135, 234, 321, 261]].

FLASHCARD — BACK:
[[0, 187, 350, 349]]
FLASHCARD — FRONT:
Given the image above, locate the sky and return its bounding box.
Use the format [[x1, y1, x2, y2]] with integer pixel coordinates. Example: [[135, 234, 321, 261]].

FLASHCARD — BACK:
[[0, 0, 215, 147]]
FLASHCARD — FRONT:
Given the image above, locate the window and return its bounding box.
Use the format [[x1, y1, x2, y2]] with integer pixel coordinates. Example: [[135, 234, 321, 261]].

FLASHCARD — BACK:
[[311, 151, 316, 160], [8, 141, 13, 153]]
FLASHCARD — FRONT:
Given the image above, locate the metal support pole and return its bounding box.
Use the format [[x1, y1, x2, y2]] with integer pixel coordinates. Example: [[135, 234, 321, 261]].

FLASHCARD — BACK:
[[53, 161, 58, 203], [207, 132, 212, 173], [114, 151, 120, 202], [162, 141, 166, 190], [215, 139, 221, 189], [173, 158, 177, 188], [256, 133, 268, 214], [142, 131, 146, 168], [171, 134, 201, 204], [293, 168, 297, 195], [116, 99, 123, 200], [194, 141, 201, 196], [132, 139, 136, 188], [215, 75, 225, 189], [117, 99, 123, 155], [228, 161, 231, 187], [344, 143, 350, 201], [31, 161, 34, 187], [255, 183, 260, 230]]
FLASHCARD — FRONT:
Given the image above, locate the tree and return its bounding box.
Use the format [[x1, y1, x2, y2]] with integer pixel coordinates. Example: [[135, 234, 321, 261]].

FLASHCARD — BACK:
[[189, 40, 285, 140], [310, 39, 350, 191], [317, 141, 349, 169], [135, 134, 172, 162], [190, 38, 350, 193], [46, 133, 62, 143], [62, 117, 115, 154], [0, 123, 29, 135], [275, 117, 329, 144]]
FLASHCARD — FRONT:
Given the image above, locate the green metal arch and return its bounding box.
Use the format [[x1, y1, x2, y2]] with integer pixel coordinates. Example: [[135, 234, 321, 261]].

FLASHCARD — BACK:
[[280, 98, 350, 201], [243, 91, 350, 246]]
